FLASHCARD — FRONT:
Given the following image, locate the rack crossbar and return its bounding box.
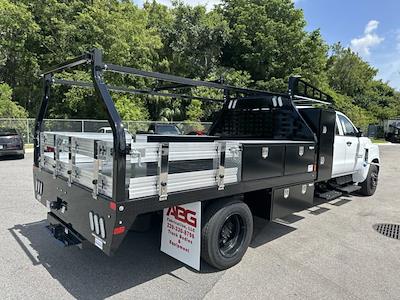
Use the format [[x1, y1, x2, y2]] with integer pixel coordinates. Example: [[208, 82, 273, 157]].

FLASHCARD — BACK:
[[52, 79, 224, 102]]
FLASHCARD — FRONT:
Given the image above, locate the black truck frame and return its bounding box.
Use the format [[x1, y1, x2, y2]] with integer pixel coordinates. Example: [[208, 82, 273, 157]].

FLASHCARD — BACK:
[[33, 49, 337, 269]]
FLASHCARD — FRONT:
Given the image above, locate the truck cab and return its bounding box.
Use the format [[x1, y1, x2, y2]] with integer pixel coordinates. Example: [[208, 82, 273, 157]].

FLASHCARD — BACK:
[[298, 106, 379, 198], [333, 111, 379, 181], [332, 111, 380, 195]]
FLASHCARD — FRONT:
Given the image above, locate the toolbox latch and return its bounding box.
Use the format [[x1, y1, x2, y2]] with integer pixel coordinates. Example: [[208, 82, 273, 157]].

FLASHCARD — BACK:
[[158, 143, 169, 201], [217, 142, 226, 190], [262, 146, 269, 159]]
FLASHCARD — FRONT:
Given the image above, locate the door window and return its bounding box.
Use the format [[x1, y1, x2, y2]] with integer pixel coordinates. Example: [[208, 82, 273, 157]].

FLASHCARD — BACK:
[[338, 115, 357, 136]]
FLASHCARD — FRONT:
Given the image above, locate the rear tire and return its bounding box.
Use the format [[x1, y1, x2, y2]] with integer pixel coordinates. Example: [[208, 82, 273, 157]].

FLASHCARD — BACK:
[[359, 165, 378, 196], [201, 198, 253, 270]]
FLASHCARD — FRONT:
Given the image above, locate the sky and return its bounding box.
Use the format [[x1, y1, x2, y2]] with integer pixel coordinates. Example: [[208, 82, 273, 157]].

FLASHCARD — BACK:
[[295, 0, 400, 90], [134, 0, 400, 90]]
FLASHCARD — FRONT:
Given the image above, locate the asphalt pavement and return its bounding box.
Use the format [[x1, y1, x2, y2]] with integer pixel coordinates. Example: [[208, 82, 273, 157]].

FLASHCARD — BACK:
[[0, 146, 399, 300]]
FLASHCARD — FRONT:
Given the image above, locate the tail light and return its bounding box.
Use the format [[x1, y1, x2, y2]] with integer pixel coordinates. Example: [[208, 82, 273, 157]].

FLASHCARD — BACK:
[[45, 146, 55, 152], [113, 226, 126, 235]]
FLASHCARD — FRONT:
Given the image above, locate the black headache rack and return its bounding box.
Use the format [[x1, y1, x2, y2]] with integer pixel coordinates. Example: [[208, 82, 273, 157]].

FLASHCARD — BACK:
[[35, 49, 279, 202], [33, 48, 332, 255], [288, 76, 333, 106]]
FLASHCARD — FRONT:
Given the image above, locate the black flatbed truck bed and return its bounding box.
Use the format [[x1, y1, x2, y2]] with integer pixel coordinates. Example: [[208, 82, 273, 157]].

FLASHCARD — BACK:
[[33, 49, 337, 269]]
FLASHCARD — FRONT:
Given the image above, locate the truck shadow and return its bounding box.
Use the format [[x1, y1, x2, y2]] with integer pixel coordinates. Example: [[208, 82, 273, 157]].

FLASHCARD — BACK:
[[9, 220, 193, 300], [8, 196, 354, 299], [250, 217, 296, 248]]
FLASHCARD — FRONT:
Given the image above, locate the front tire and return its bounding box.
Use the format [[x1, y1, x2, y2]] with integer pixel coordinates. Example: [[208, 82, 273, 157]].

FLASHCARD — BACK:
[[359, 165, 378, 196], [201, 198, 253, 270]]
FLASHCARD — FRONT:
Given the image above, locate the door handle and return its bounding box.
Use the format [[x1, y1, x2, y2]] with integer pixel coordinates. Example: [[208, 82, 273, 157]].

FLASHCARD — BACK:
[[346, 141, 352, 146]]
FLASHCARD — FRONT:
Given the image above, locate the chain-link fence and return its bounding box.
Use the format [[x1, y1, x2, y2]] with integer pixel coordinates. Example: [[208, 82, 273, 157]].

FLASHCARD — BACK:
[[0, 118, 212, 144]]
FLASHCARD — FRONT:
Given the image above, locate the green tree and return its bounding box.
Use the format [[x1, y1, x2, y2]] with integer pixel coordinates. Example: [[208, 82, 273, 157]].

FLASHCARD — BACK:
[[0, 83, 28, 118], [326, 43, 377, 98], [152, 2, 229, 78], [0, 0, 40, 112], [326, 43, 400, 122], [186, 100, 204, 121], [220, 0, 328, 92], [184, 100, 204, 131], [0, 0, 398, 127], [114, 95, 149, 121], [14, 0, 163, 118]]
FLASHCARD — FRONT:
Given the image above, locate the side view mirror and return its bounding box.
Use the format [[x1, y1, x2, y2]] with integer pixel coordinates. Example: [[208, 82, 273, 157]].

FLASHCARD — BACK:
[[356, 129, 363, 137]]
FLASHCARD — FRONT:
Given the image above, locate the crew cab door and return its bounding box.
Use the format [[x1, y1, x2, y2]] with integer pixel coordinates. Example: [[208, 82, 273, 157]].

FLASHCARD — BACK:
[[332, 115, 347, 176], [332, 113, 360, 176]]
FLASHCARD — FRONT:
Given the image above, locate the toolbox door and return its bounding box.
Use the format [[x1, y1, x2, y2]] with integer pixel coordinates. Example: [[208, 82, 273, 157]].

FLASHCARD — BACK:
[[271, 183, 315, 219], [284, 143, 316, 175], [241, 144, 285, 181]]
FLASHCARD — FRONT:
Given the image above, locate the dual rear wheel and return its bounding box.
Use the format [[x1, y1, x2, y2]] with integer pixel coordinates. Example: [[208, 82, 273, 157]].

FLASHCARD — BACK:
[[201, 198, 253, 270]]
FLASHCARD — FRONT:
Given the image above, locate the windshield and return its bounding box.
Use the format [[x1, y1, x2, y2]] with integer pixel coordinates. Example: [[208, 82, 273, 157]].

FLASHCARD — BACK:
[[0, 128, 18, 136], [156, 125, 180, 135]]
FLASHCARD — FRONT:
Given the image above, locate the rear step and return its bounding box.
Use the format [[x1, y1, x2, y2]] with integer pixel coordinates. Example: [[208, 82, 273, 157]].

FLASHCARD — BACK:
[[317, 190, 343, 201], [334, 184, 361, 194]]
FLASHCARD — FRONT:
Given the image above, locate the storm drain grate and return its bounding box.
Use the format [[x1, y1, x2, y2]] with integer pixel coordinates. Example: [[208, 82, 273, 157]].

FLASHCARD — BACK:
[[373, 223, 400, 240]]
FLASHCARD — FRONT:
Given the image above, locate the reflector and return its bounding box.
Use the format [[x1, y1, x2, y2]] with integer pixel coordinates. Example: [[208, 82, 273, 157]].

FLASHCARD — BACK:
[[89, 211, 94, 231], [93, 214, 100, 235], [113, 226, 125, 235], [99, 217, 106, 239]]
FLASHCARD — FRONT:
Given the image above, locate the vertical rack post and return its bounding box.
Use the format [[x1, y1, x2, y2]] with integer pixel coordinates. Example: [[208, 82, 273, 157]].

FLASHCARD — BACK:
[[34, 74, 52, 167], [91, 48, 128, 203]]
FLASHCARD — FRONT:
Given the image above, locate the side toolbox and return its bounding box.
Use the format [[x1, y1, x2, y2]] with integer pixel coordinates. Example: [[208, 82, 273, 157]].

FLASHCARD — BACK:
[[271, 182, 315, 219], [284, 143, 316, 175], [300, 108, 336, 182], [241, 144, 285, 181]]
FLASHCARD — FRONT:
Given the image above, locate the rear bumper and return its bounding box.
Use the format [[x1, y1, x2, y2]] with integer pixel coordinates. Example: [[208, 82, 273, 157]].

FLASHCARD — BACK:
[[0, 149, 24, 156], [33, 167, 131, 256]]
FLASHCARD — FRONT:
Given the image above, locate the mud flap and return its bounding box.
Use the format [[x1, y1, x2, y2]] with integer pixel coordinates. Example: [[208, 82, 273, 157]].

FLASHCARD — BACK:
[[160, 202, 201, 270]]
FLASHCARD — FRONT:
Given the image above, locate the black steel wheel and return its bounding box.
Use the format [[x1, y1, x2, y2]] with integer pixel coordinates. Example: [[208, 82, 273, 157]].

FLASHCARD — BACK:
[[218, 214, 245, 258], [201, 198, 253, 270], [359, 165, 379, 196]]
